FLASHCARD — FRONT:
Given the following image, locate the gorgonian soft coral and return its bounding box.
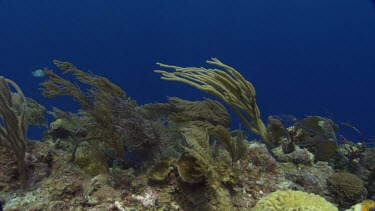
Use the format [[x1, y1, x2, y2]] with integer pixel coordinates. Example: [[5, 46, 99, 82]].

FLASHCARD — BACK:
[[41, 61, 128, 161], [0, 77, 28, 187], [155, 58, 270, 147], [111, 97, 169, 160]]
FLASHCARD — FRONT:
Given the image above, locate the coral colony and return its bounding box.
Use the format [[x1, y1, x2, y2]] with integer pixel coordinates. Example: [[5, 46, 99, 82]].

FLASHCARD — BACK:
[[0, 59, 374, 210]]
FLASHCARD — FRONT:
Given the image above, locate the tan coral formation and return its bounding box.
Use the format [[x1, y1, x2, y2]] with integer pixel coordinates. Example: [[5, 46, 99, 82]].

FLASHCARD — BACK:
[[155, 58, 270, 146], [253, 190, 338, 211], [0, 76, 28, 187]]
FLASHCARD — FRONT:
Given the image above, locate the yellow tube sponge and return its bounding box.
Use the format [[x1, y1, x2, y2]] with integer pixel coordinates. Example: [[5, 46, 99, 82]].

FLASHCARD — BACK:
[[253, 190, 338, 211]]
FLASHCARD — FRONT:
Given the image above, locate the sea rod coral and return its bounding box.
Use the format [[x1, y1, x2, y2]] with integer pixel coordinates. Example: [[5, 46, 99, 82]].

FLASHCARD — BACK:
[[40, 60, 128, 162], [0, 76, 28, 187], [155, 58, 270, 147]]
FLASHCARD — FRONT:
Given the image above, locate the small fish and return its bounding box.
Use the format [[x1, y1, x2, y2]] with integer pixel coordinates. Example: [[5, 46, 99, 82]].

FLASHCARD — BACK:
[[31, 69, 46, 77]]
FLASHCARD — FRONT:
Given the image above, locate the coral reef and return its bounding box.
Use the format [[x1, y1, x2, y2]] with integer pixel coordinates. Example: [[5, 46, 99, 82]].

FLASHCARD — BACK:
[[1, 59, 374, 210], [330, 142, 365, 177], [268, 115, 339, 162], [279, 161, 334, 196], [272, 145, 315, 166]]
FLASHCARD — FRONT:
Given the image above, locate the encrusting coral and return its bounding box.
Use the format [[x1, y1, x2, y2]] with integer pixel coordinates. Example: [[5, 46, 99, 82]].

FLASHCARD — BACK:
[[155, 58, 270, 147]]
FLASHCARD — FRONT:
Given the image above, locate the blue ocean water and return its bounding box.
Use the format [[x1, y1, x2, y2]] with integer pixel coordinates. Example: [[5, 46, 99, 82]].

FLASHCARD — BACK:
[[0, 0, 374, 142]]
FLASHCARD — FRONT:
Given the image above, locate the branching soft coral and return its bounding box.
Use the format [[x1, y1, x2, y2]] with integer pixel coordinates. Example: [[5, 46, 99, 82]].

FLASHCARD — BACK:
[[155, 58, 270, 146], [141, 97, 231, 127], [0, 76, 28, 186], [111, 97, 168, 159], [41, 60, 127, 159], [26, 97, 47, 127], [48, 107, 98, 161], [176, 121, 246, 186], [40, 60, 125, 109], [178, 122, 220, 187]]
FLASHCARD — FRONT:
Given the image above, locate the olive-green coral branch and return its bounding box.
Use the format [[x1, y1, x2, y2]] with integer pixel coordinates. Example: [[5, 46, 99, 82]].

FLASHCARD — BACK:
[[40, 60, 126, 110], [155, 58, 270, 146], [0, 76, 28, 187]]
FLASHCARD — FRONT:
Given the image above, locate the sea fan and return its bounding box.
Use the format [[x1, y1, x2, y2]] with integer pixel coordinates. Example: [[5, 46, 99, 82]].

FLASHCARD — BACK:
[[111, 97, 168, 159]]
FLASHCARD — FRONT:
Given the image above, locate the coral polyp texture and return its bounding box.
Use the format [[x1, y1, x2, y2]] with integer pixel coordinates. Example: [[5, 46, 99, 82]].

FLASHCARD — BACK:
[[327, 172, 366, 208], [253, 190, 338, 211]]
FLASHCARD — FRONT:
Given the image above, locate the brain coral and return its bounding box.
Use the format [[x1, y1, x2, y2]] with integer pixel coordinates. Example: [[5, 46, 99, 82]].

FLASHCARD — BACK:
[[327, 172, 366, 208], [253, 190, 338, 211]]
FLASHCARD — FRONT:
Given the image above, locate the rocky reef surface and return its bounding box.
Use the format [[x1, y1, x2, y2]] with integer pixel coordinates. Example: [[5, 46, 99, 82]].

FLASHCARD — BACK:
[[1, 140, 373, 210]]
